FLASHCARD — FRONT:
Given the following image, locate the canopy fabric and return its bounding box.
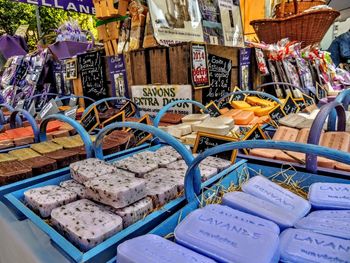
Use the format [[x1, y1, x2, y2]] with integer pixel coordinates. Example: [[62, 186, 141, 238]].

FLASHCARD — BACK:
[[241, 0, 266, 40], [328, 0, 350, 21]]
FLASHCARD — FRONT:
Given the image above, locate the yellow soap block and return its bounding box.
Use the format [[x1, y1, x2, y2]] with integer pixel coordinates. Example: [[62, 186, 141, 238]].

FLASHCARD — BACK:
[[246, 97, 261, 105], [243, 106, 261, 112], [231, 101, 252, 109], [254, 107, 274, 117], [59, 106, 71, 111]]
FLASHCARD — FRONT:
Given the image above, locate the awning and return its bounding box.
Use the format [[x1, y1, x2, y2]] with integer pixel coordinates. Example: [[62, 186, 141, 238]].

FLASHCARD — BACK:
[[328, 0, 350, 21]]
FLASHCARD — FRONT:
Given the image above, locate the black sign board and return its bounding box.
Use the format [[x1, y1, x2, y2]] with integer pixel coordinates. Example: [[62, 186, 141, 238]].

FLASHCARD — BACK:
[[65, 58, 77, 80], [101, 111, 125, 128], [202, 55, 232, 105], [294, 98, 306, 111], [81, 106, 100, 133], [97, 101, 109, 113], [78, 51, 107, 106], [127, 115, 152, 146], [242, 124, 267, 154], [120, 101, 136, 118], [193, 132, 237, 162], [205, 101, 221, 117], [282, 96, 300, 115], [303, 93, 315, 107], [231, 87, 246, 102], [268, 105, 286, 126]]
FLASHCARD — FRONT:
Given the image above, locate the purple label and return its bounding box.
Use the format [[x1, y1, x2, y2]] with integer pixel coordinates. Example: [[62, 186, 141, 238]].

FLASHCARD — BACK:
[[108, 55, 129, 98], [15, 0, 95, 15], [239, 48, 252, 90]]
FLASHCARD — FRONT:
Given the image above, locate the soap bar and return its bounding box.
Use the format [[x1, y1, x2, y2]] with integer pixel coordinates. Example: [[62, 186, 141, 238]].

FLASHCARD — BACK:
[[145, 176, 178, 207], [181, 133, 197, 146], [22, 156, 58, 176], [254, 107, 274, 117], [234, 111, 255, 125], [321, 132, 350, 152], [231, 101, 251, 109], [222, 109, 242, 119], [272, 126, 299, 141], [115, 197, 154, 228], [174, 208, 280, 263], [279, 228, 350, 263], [203, 204, 280, 234], [30, 142, 63, 154], [249, 148, 279, 159], [295, 216, 350, 239], [200, 156, 231, 172], [206, 116, 235, 129], [307, 210, 350, 221], [0, 154, 17, 163], [182, 114, 209, 123], [192, 122, 231, 136], [24, 185, 78, 218], [279, 114, 306, 128], [51, 199, 123, 251], [160, 113, 184, 124], [60, 180, 87, 199], [308, 183, 350, 209], [222, 191, 299, 229], [9, 148, 41, 161], [242, 176, 311, 218], [84, 175, 146, 209], [117, 234, 216, 263], [144, 168, 185, 192], [44, 149, 80, 169], [168, 124, 192, 138], [0, 160, 32, 185], [113, 157, 158, 177], [154, 146, 182, 160], [14, 136, 34, 147]]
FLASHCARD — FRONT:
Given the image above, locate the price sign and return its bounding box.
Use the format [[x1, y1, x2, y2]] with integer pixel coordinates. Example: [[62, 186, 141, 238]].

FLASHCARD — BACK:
[[193, 132, 238, 162], [39, 99, 59, 119], [242, 124, 267, 154], [120, 101, 136, 118], [282, 96, 300, 115], [81, 106, 100, 132], [96, 101, 109, 113], [101, 111, 125, 128], [268, 105, 286, 126], [204, 101, 221, 117], [303, 93, 315, 107], [294, 98, 306, 111], [64, 106, 78, 119], [231, 87, 246, 101], [191, 43, 210, 89], [126, 114, 152, 146]]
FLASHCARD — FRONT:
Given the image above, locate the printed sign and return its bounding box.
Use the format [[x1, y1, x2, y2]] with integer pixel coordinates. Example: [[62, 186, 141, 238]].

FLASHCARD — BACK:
[[69, 96, 78, 107], [268, 105, 286, 126], [204, 101, 221, 117], [65, 58, 77, 80], [131, 85, 192, 117], [81, 106, 99, 133], [101, 111, 125, 128], [15, 0, 95, 15], [107, 55, 129, 98], [126, 114, 152, 146], [202, 54, 232, 105], [193, 132, 238, 162], [282, 96, 300, 115], [191, 43, 210, 89], [239, 48, 252, 90]]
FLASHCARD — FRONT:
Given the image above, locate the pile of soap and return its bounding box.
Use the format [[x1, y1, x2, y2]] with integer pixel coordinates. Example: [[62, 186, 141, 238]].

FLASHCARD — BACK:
[[117, 178, 350, 263], [250, 126, 350, 171], [23, 147, 231, 251]]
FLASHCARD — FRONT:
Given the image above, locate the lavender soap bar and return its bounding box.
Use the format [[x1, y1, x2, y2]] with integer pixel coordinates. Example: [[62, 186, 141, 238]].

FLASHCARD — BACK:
[[308, 210, 350, 221], [308, 183, 350, 209], [279, 228, 350, 263], [117, 234, 215, 263], [242, 176, 311, 219], [222, 191, 299, 229], [175, 208, 280, 263], [295, 216, 350, 239]]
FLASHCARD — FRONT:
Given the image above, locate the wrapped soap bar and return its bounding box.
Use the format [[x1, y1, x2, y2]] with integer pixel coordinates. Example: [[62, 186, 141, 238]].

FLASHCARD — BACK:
[[182, 114, 210, 123], [24, 185, 78, 218], [174, 208, 280, 263], [85, 175, 146, 209], [145, 177, 178, 207], [115, 197, 153, 228], [279, 228, 350, 263], [203, 204, 280, 234], [307, 210, 350, 221], [295, 216, 350, 239], [117, 234, 215, 263], [308, 183, 350, 209], [60, 179, 87, 199], [222, 191, 299, 229], [51, 199, 123, 251], [242, 176, 311, 218]]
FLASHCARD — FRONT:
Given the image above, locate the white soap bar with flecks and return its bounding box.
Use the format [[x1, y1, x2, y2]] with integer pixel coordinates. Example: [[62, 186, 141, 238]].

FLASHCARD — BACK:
[[145, 176, 178, 207], [24, 185, 78, 218], [242, 176, 311, 219], [144, 168, 185, 192], [154, 146, 182, 160], [115, 197, 154, 228], [193, 155, 231, 172], [84, 175, 146, 209], [51, 199, 123, 251], [182, 114, 210, 123], [60, 180, 87, 199], [113, 157, 158, 178]]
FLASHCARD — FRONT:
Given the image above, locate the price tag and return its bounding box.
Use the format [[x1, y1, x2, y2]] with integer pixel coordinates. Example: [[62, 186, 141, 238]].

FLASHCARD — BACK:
[[15, 100, 25, 110], [64, 106, 78, 119], [81, 106, 100, 132], [282, 96, 300, 115], [101, 111, 125, 128], [242, 124, 267, 154], [204, 101, 221, 117], [97, 101, 109, 113], [268, 105, 286, 126], [69, 97, 78, 107], [302, 93, 315, 107], [231, 87, 246, 101], [120, 101, 136, 118], [39, 99, 59, 119], [126, 114, 152, 146]]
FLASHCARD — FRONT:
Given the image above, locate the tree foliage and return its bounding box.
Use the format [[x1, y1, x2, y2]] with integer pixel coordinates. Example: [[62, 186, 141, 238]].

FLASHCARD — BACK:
[[0, 0, 97, 50]]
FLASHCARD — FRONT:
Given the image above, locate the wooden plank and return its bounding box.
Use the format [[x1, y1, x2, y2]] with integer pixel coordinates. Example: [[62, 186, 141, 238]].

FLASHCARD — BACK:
[[169, 44, 190, 84], [207, 45, 239, 66], [130, 50, 147, 85], [72, 77, 85, 108], [149, 48, 168, 84]]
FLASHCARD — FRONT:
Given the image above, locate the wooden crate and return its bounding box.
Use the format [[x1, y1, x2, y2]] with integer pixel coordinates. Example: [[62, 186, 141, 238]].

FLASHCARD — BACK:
[[169, 44, 190, 85], [149, 47, 168, 84]]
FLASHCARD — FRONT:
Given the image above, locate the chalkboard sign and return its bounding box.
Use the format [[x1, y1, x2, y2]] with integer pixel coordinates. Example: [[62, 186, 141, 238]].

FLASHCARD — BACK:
[[97, 101, 109, 113], [218, 95, 233, 109], [268, 105, 286, 126], [101, 111, 125, 128], [81, 106, 100, 133], [126, 114, 152, 146], [65, 58, 77, 80], [120, 101, 136, 118], [205, 101, 221, 117], [242, 124, 267, 154], [231, 87, 246, 101], [282, 96, 300, 115], [303, 93, 315, 106], [193, 132, 237, 162], [78, 51, 107, 106], [202, 54, 232, 105], [294, 98, 306, 111]]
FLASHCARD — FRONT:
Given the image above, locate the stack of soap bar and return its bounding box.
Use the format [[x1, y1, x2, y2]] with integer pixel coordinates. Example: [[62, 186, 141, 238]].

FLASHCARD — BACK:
[[0, 160, 32, 185], [115, 197, 153, 228], [182, 114, 209, 123], [24, 185, 78, 218], [308, 182, 350, 209], [295, 216, 350, 239], [145, 176, 178, 207], [51, 199, 123, 251], [60, 180, 87, 199], [144, 168, 185, 192], [168, 124, 192, 138], [9, 148, 41, 161], [174, 207, 280, 263], [222, 191, 299, 229], [242, 176, 311, 219], [192, 122, 231, 136], [30, 142, 63, 154], [279, 114, 306, 128], [44, 149, 80, 169], [279, 228, 350, 263], [117, 234, 215, 263], [84, 175, 146, 209], [231, 100, 252, 109], [234, 111, 255, 125], [22, 156, 58, 176]]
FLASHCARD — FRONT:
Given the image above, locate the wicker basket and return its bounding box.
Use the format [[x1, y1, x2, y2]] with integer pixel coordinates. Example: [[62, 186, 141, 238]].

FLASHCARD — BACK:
[[274, 0, 326, 18], [251, 0, 340, 47]]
